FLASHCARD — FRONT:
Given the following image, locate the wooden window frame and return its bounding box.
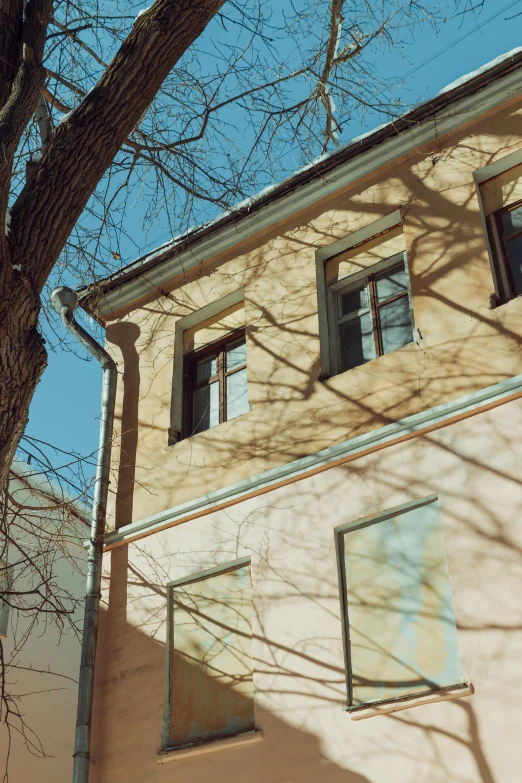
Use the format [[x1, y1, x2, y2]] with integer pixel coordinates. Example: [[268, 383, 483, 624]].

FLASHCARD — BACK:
[[327, 252, 415, 375], [182, 327, 247, 438], [487, 197, 522, 303]]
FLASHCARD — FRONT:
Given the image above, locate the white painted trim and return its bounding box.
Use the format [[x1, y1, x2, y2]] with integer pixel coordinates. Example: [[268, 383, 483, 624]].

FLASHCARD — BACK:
[[167, 556, 250, 589], [348, 683, 474, 721], [158, 731, 263, 762], [170, 289, 244, 440], [334, 494, 438, 535], [94, 67, 522, 317], [316, 209, 403, 263], [104, 371, 522, 550], [474, 146, 522, 183]]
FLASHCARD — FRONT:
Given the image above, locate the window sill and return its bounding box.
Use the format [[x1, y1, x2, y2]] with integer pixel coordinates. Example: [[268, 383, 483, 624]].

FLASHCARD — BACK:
[[346, 682, 474, 721], [157, 730, 263, 763]]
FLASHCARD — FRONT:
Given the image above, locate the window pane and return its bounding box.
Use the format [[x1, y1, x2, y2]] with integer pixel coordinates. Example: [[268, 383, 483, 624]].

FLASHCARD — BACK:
[[226, 367, 249, 420], [193, 382, 219, 433], [170, 564, 255, 748], [506, 234, 522, 295], [196, 355, 218, 383], [342, 500, 463, 707], [379, 296, 412, 354], [501, 204, 522, 238], [226, 338, 247, 372], [376, 263, 408, 303], [338, 312, 375, 371], [339, 286, 367, 317]]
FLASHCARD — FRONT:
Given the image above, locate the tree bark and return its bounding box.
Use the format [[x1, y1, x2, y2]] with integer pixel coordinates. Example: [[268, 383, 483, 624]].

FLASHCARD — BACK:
[[0, 281, 47, 490], [0, 0, 24, 111], [0, 0, 226, 491]]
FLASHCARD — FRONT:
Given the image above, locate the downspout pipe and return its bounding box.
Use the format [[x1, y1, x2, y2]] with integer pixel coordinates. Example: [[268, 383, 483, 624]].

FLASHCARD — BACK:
[[50, 286, 117, 783]]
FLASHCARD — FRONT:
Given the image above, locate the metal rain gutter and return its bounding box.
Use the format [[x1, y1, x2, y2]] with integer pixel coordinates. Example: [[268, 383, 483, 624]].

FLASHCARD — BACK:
[[50, 286, 117, 783]]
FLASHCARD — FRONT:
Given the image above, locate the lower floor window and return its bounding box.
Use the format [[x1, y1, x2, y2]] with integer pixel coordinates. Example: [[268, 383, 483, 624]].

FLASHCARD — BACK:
[[165, 559, 255, 750], [337, 497, 464, 709]]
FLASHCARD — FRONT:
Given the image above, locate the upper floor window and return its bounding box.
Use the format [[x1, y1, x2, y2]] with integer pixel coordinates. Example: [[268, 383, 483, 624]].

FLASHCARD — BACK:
[[183, 329, 249, 436], [318, 214, 415, 378], [327, 252, 414, 375], [479, 158, 522, 304], [328, 253, 413, 372]]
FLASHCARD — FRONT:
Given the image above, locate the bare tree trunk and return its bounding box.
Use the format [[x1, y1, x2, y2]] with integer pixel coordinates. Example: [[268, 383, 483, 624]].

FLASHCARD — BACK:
[[0, 0, 226, 491], [0, 286, 47, 490]]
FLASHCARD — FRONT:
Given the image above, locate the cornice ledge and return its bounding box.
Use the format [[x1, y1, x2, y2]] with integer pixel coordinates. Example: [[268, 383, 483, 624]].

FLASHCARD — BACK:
[[87, 65, 522, 318], [104, 372, 522, 550]]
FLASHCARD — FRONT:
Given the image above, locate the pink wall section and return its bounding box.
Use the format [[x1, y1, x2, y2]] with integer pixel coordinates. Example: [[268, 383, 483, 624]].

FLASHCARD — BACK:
[[91, 395, 522, 783]]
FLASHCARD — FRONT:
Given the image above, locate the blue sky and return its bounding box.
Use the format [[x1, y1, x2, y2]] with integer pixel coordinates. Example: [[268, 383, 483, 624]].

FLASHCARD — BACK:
[[25, 0, 522, 486]]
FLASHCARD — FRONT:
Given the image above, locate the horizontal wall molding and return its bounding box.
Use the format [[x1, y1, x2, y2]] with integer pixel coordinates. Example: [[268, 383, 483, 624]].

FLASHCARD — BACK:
[[92, 65, 522, 318], [104, 372, 522, 550]]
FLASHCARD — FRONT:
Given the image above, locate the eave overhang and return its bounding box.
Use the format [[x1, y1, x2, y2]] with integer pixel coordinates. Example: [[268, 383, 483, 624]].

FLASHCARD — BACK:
[[78, 48, 522, 320]]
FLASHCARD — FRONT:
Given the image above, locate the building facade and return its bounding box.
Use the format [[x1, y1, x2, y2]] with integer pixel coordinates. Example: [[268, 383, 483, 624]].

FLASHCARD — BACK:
[[85, 50, 522, 782], [0, 461, 88, 782]]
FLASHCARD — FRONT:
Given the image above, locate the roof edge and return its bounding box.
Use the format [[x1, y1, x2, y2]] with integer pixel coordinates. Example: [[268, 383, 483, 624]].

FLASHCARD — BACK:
[[79, 48, 522, 314]]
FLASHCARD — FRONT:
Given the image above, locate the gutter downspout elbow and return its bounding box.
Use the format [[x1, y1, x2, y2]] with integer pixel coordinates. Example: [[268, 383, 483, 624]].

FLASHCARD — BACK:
[[50, 287, 117, 783]]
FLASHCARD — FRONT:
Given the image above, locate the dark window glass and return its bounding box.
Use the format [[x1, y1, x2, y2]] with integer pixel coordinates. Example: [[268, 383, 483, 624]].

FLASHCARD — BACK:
[[333, 256, 413, 374], [226, 339, 247, 372], [375, 264, 408, 303], [339, 286, 367, 317], [493, 200, 522, 301], [501, 204, 522, 239], [379, 296, 413, 354], [193, 383, 219, 434], [196, 355, 218, 383], [505, 234, 522, 295], [338, 313, 375, 371], [184, 330, 248, 437], [226, 368, 249, 420]]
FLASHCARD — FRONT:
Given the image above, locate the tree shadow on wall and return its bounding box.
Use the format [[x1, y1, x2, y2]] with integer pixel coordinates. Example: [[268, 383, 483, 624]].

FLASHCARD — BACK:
[[90, 547, 371, 783]]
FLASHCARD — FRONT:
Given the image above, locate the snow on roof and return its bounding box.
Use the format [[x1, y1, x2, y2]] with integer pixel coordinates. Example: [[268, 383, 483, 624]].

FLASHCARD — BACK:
[[437, 47, 522, 96], [81, 47, 522, 296]]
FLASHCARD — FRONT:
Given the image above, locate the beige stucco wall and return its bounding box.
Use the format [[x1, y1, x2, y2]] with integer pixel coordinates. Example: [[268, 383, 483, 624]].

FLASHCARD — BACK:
[[104, 93, 522, 531], [91, 394, 522, 783], [0, 472, 88, 782]]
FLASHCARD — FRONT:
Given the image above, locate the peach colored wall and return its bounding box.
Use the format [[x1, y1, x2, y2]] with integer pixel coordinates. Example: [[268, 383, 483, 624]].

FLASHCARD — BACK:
[[104, 94, 522, 531], [91, 396, 522, 783], [0, 474, 87, 782]]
